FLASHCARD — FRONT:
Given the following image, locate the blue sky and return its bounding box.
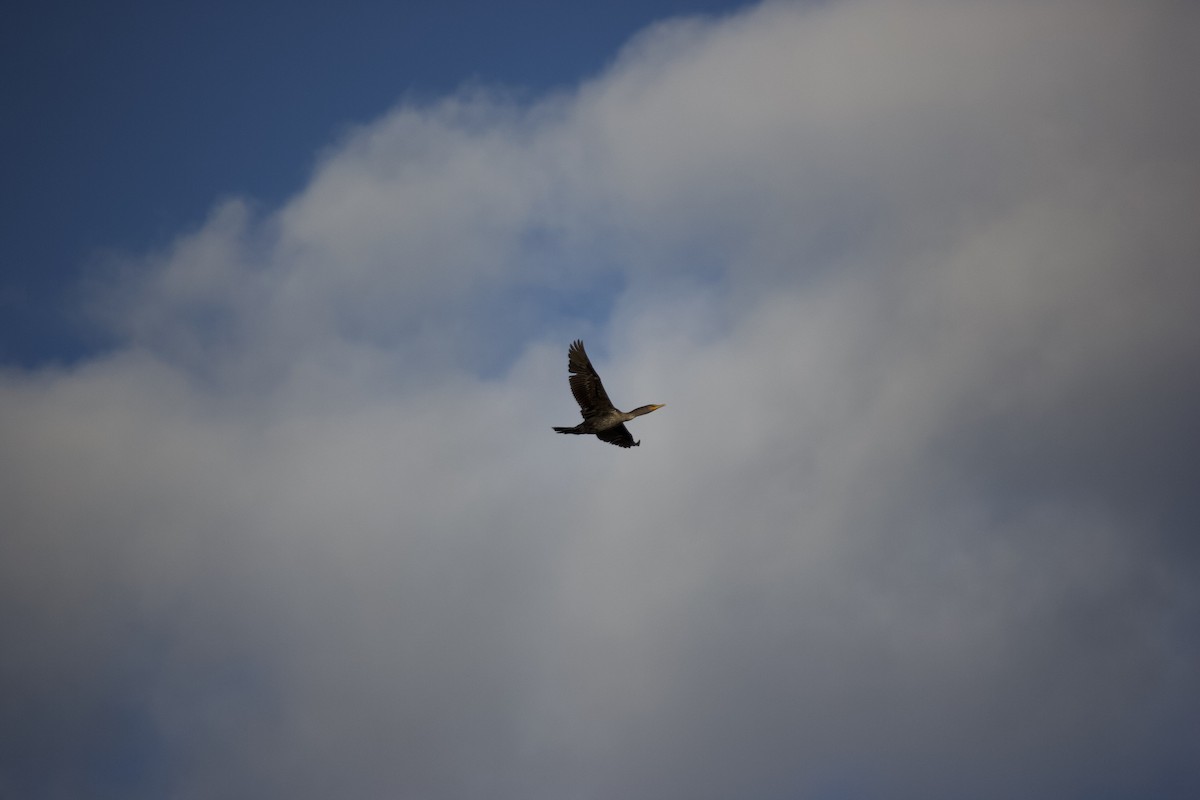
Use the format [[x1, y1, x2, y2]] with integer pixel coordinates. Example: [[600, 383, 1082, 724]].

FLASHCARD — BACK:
[[3, 2, 1199, 798], [2, 0, 751, 364]]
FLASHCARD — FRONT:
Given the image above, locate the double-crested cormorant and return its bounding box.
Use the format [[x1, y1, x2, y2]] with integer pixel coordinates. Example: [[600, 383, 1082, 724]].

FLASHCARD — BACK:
[[553, 339, 664, 448]]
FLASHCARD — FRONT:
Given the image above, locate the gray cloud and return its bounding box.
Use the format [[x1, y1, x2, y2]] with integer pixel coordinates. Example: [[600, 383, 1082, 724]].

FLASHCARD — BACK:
[[3, 1, 1199, 797]]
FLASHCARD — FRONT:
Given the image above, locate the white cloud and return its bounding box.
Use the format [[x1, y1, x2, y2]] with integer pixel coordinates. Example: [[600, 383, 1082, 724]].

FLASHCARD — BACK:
[[3, 1, 1199, 797]]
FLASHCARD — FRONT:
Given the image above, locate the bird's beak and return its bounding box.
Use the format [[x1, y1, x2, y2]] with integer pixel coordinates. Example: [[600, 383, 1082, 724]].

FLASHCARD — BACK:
[[653, 404, 666, 410]]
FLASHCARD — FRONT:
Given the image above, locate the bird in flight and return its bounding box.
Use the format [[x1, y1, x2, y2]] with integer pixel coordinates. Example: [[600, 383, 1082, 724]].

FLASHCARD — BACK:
[[553, 339, 664, 448]]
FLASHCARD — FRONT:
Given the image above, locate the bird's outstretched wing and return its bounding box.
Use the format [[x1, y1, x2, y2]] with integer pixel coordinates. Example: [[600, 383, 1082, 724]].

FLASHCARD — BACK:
[[567, 340, 616, 419], [596, 424, 639, 448]]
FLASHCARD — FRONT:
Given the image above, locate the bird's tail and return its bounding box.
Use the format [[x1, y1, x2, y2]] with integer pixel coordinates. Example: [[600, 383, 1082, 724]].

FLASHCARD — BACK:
[[552, 426, 578, 434]]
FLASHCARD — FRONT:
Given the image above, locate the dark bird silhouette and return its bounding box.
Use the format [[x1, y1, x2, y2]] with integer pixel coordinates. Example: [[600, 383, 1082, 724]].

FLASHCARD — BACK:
[[553, 339, 664, 448]]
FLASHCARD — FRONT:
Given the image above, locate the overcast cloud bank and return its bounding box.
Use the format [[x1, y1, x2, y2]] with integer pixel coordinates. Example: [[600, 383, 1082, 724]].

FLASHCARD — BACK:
[[3, 1, 1199, 797]]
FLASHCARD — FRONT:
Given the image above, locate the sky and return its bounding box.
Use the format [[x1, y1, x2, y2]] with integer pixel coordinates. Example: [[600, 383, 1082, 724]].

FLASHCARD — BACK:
[[1, 0, 748, 365], [2, 1, 1200, 798]]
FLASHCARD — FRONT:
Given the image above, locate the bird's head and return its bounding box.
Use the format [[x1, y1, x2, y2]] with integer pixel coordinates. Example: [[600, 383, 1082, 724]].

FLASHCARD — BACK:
[[631, 404, 665, 417]]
